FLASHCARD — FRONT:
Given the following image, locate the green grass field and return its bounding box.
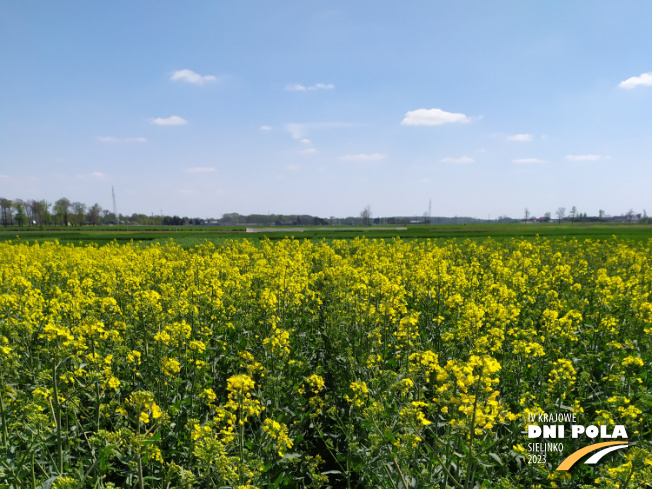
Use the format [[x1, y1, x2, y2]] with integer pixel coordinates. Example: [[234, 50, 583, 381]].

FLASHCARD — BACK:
[[1, 222, 652, 246]]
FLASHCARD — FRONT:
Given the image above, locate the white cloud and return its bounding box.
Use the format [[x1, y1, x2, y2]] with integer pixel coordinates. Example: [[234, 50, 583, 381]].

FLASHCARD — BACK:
[[300, 138, 312, 144], [285, 164, 301, 171], [171, 69, 218, 85], [97, 136, 147, 143], [78, 171, 110, 180], [259, 125, 273, 131], [619, 72, 652, 89], [150, 116, 187, 126], [286, 83, 334, 91], [507, 133, 533, 142], [186, 167, 217, 174], [513, 158, 545, 164], [340, 153, 387, 162], [441, 156, 474, 164], [299, 148, 317, 155], [565, 154, 605, 161], [285, 123, 306, 139], [285, 121, 357, 140], [401, 108, 471, 126]]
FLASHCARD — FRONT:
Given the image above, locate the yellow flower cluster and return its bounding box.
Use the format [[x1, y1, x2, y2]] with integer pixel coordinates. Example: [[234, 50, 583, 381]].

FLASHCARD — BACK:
[[346, 381, 370, 408], [126, 391, 163, 425], [262, 418, 293, 456], [226, 374, 263, 423], [263, 327, 291, 358]]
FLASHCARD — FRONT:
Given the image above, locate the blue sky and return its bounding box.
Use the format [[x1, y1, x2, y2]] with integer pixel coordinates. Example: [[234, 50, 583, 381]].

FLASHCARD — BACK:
[[1, 1, 651, 219]]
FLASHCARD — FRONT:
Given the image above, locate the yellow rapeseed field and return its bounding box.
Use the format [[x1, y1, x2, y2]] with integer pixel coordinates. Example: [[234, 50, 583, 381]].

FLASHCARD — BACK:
[[0, 237, 650, 488]]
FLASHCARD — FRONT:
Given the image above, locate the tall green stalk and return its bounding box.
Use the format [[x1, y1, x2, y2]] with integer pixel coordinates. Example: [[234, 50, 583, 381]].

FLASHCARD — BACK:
[[0, 380, 8, 449], [52, 359, 63, 474]]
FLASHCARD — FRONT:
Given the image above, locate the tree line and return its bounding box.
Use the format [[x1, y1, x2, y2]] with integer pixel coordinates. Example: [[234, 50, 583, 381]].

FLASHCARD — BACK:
[[0, 198, 104, 227], [3, 195, 648, 228], [0, 197, 189, 227]]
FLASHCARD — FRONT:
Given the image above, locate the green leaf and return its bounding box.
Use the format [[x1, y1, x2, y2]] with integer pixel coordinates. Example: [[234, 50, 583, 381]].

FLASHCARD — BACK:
[[383, 428, 397, 443], [271, 471, 285, 488], [489, 452, 502, 465]]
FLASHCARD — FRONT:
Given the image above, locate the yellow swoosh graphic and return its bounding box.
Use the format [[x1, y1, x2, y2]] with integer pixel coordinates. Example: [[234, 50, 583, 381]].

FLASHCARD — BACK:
[[556, 441, 628, 471]]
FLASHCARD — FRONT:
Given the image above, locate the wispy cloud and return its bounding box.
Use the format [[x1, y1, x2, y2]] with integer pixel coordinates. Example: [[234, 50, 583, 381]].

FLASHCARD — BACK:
[[619, 72, 652, 89], [300, 138, 312, 145], [401, 108, 471, 126], [299, 148, 317, 155], [77, 171, 110, 180], [171, 69, 218, 85], [507, 133, 533, 142], [340, 153, 387, 162], [285, 123, 306, 139], [285, 164, 301, 171], [513, 158, 544, 164], [97, 136, 147, 143], [441, 156, 474, 164], [150, 116, 187, 126], [259, 125, 273, 131], [285, 121, 357, 140], [286, 83, 334, 91], [186, 167, 217, 174], [565, 154, 606, 161]]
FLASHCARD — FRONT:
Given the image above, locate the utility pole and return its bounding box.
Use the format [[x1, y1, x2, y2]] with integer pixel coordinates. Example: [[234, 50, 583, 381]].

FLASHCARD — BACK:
[[112, 186, 118, 223]]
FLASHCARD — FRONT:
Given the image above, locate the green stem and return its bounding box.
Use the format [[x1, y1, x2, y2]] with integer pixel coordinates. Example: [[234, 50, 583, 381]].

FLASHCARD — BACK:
[[382, 464, 398, 489], [464, 368, 483, 489], [138, 455, 145, 489], [52, 359, 63, 474], [239, 411, 245, 486], [31, 453, 36, 489], [430, 448, 463, 489], [137, 424, 145, 489], [392, 458, 409, 489], [0, 380, 8, 448], [621, 462, 635, 489]]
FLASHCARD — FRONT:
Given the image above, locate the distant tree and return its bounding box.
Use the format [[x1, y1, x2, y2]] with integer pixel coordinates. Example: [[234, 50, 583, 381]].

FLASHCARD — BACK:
[[163, 215, 184, 226], [103, 212, 117, 224], [87, 203, 102, 226], [222, 213, 242, 225], [555, 207, 566, 224], [0, 198, 13, 226], [543, 212, 551, 222], [569, 206, 577, 222], [53, 197, 72, 226], [360, 205, 372, 226], [626, 209, 635, 223], [24, 200, 35, 225], [72, 202, 87, 226], [13, 200, 27, 227], [28, 200, 50, 225], [524, 208, 530, 222], [599, 209, 605, 221]]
